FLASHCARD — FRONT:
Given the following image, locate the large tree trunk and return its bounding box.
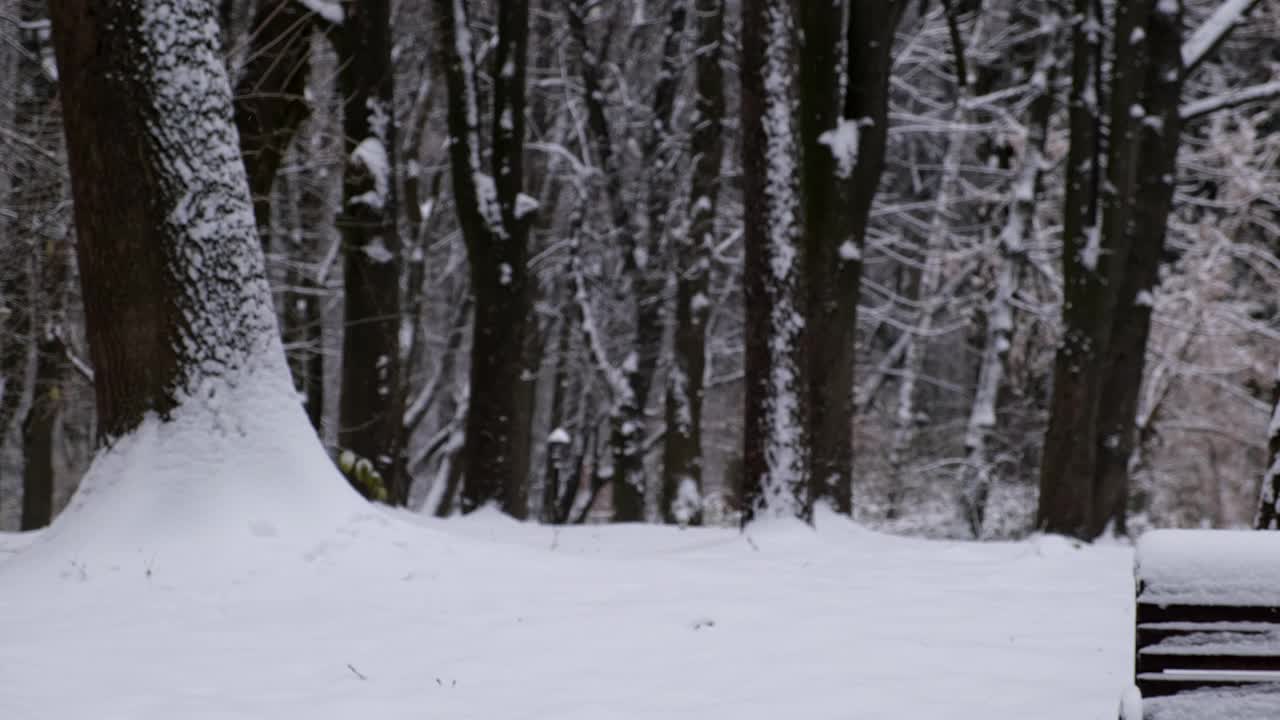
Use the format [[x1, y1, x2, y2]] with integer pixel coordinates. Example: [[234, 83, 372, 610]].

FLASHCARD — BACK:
[[1036, 0, 1110, 539], [662, 0, 724, 526], [802, 0, 904, 515], [1092, 1, 1184, 538], [796, 0, 847, 514], [334, 0, 406, 504], [48, 0, 292, 439], [740, 0, 809, 524], [438, 0, 533, 518]]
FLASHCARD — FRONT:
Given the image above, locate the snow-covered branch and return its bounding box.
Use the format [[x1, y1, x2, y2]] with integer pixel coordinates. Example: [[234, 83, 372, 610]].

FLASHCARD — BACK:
[[1181, 0, 1263, 73], [1181, 80, 1280, 121]]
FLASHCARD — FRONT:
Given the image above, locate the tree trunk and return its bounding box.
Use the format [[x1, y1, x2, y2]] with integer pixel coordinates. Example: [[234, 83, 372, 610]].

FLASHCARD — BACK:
[[662, 0, 724, 526], [803, 0, 904, 515], [20, 231, 70, 530], [1036, 0, 1109, 539], [437, 0, 533, 518], [962, 23, 1057, 538], [1092, 1, 1184, 538], [334, 0, 405, 504], [48, 0, 291, 438], [740, 0, 809, 524]]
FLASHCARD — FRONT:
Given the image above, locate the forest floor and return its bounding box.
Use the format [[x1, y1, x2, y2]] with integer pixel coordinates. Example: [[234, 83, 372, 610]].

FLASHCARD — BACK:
[[0, 504, 1133, 719]]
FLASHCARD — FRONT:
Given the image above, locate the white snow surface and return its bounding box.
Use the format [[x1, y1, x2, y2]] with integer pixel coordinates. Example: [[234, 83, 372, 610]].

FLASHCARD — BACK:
[[1137, 529, 1280, 605], [349, 137, 390, 210], [297, 0, 343, 24], [1144, 685, 1280, 720], [0, 482, 1135, 720], [818, 118, 861, 178]]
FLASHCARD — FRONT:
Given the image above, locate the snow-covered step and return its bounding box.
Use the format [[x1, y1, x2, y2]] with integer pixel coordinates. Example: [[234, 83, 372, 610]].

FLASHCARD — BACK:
[[1138, 621, 1280, 645], [1134, 530, 1280, 701], [1137, 670, 1280, 698]]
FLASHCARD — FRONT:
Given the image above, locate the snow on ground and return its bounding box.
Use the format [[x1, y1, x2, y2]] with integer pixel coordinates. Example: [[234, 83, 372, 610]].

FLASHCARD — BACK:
[[0, 503, 1133, 719]]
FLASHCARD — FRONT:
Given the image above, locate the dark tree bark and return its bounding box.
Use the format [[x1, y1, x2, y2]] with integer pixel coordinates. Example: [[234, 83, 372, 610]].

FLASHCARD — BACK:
[[1036, 0, 1111, 539], [48, 0, 286, 439], [797, 0, 846, 513], [437, 0, 533, 518], [662, 0, 724, 526], [740, 0, 809, 524], [1092, 1, 1184, 538], [800, 0, 904, 515], [334, 0, 406, 504]]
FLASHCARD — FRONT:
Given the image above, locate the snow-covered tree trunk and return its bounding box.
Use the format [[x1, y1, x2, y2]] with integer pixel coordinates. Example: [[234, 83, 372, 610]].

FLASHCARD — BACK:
[[961, 12, 1057, 537], [438, 0, 533, 518], [662, 0, 724, 526], [334, 0, 405, 504], [48, 0, 300, 438], [741, 0, 809, 524]]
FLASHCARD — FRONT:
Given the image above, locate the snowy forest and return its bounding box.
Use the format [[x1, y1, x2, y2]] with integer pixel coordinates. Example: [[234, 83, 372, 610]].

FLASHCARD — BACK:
[[4, 1, 1280, 718], [1, 0, 1279, 543]]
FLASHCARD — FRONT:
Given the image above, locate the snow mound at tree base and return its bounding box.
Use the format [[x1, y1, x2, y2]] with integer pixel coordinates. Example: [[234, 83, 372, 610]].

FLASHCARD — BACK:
[[1, 369, 405, 589]]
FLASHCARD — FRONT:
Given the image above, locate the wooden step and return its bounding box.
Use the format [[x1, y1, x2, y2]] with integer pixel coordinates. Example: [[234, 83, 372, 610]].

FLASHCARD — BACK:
[[1138, 621, 1280, 645], [1137, 603, 1280, 625], [1137, 670, 1280, 698]]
